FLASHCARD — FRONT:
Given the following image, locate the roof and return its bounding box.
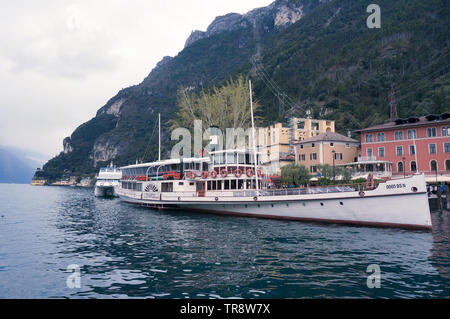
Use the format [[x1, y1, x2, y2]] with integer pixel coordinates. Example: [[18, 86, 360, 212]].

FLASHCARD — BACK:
[[295, 132, 359, 144], [121, 157, 210, 169], [357, 113, 450, 133]]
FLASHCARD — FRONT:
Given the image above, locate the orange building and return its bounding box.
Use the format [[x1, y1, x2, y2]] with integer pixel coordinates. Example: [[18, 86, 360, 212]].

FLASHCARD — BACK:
[[294, 132, 359, 174], [258, 118, 335, 174]]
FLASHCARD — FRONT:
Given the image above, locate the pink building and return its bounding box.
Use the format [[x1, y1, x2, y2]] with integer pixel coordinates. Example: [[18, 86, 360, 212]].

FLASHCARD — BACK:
[[358, 113, 450, 182]]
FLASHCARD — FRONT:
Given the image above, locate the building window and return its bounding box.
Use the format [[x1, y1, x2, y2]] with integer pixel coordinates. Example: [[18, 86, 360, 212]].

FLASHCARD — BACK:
[[311, 143, 315, 147], [378, 147, 385, 157], [407, 129, 417, 139], [398, 162, 404, 173], [442, 126, 450, 136], [430, 160, 438, 172], [335, 153, 343, 160], [429, 144, 437, 154], [367, 148, 373, 158], [310, 166, 318, 173], [299, 154, 306, 161], [445, 143, 450, 153], [365, 134, 373, 142], [377, 132, 385, 142], [330, 143, 334, 147], [411, 161, 417, 172], [427, 127, 437, 137], [310, 153, 317, 160], [300, 145, 304, 149], [346, 143, 350, 148], [396, 146, 403, 156], [395, 131, 403, 140], [446, 159, 450, 171], [409, 145, 416, 155]]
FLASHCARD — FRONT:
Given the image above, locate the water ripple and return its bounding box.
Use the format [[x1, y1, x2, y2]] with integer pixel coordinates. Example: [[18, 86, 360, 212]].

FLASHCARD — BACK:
[[0, 184, 448, 298]]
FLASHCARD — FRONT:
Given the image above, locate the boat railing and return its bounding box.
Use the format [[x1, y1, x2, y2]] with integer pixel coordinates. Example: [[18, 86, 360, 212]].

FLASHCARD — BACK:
[[232, 183, 379, 197]]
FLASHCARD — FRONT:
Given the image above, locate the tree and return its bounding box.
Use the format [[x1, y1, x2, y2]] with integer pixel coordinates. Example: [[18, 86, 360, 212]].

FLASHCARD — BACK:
[[317, 164, 352, 184], [169, 76, 260, 134], [281, 164, 311, 187], [432, 88, 448, 114]]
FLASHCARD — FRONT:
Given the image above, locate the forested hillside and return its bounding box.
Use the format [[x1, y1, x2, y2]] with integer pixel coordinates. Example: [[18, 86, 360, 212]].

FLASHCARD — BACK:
[[40, 0, 449, 181]]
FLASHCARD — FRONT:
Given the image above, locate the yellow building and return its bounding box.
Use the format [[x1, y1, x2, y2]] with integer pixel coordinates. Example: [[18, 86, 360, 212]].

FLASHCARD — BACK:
[[257, 118, 335, 174], [294, 132, 360, 174], [31, 179, 46, 186]]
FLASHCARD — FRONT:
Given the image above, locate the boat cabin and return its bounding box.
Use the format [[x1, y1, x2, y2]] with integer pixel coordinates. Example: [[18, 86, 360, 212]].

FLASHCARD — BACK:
[[119, 149, 265, 197]]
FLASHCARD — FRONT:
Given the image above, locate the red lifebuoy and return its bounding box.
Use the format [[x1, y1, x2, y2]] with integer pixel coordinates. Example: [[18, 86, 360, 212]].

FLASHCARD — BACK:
[[210, 170, 217, 179], [220, 169, 228, 178], [246, 168, 254, 177], [201, 171, 209, 179], [234, 169, 242, 178], [186, 171, 197, 179]]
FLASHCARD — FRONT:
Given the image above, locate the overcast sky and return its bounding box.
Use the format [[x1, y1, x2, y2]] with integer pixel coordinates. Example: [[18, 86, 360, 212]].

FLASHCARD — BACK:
[[0, 0, 273, 160]]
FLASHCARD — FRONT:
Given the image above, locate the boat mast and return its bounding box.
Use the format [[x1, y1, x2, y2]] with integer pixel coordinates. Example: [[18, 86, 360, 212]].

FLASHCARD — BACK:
[[249, 80, 259, 191], [158, 113, 161, 162]]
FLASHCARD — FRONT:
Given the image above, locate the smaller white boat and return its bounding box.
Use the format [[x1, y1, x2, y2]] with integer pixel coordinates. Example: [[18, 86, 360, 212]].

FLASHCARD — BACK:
[[94, 163, 122, 197]]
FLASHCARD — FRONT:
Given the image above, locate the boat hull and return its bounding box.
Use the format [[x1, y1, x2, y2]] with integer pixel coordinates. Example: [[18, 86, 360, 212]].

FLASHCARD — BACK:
[[95, 185, 119, 197], [118, 174, 432, 230]]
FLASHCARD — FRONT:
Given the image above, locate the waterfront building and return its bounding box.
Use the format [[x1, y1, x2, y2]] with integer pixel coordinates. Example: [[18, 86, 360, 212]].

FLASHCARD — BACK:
[[257, 118, 335, 174], [357, 113, 450, 183], [294, 132, 359, 175]]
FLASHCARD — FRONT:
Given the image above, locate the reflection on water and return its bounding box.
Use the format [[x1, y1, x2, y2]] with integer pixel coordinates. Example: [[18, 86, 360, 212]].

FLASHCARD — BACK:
[[0, 184, 448, 298]]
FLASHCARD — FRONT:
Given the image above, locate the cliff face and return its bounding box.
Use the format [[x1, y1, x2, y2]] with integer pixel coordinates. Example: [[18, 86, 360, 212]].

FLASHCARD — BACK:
[[185, 0, 309, 48], [41, 0, 449, 180]]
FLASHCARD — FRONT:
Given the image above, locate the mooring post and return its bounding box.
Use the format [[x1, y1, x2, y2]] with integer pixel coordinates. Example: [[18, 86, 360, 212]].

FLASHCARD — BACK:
[[446, 184, 450, 211], [437, 184, 443, 212]]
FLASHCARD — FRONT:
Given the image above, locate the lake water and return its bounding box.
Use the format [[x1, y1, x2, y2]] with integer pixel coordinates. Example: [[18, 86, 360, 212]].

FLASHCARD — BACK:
[[0, 184, 448, 298]]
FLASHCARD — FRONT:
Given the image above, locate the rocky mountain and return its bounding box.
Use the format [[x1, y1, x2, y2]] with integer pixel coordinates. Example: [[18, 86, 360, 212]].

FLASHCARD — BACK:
[[40, 0, 449, 181], [185, 0, 309, 48]]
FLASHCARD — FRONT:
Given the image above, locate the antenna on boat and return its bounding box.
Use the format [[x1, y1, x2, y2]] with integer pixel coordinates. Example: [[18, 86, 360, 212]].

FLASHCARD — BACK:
[[249, 80, 259, 192], [158, 113, 161, 162]]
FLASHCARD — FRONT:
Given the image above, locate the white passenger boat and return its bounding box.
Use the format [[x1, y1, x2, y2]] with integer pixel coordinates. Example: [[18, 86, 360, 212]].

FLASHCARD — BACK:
[[117, 80, 432, 230], [116, 149, 432, 230], [94, 164, 122, 197]]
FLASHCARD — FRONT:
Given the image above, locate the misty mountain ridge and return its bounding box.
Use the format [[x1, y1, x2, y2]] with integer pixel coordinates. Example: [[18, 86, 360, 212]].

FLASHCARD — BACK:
[[0, 146, 40, 184]]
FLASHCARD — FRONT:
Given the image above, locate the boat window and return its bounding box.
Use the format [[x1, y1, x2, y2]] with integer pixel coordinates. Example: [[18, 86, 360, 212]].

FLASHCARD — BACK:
[[227, 152, 237, 164], [231, 179, 237, 189], [219, 154, 225, 165], [212, 181, 217, 190], [245, 153, 250, 165], [238, 153, 245, 164], [217, 180, 222, 190], [238, 180, 244, 190], [137, 183, 142, 192], [207, 181, 212, 191], [161, 182, 173, 192], [224, 180, 230, 190]]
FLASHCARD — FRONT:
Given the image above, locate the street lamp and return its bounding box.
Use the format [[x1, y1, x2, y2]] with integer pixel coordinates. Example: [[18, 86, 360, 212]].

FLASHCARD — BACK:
[[435, 162, 438, 185], [402, 157, 406, 178], [332, 150, 336, 183]]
